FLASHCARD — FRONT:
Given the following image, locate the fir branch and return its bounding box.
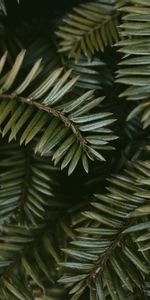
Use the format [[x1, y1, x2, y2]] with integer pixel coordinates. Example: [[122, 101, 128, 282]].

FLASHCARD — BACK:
[[56, 0, 119, 60], [116, 0, 150, 128], [0, 93, 88, 151], [0, 50, 116, 174], [90, 219, 134, 280], [59, 157, 150, 299]]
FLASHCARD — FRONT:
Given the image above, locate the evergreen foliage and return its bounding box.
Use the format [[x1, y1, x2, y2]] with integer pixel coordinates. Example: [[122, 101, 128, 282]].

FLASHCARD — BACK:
[[0, 0, 150, 299]]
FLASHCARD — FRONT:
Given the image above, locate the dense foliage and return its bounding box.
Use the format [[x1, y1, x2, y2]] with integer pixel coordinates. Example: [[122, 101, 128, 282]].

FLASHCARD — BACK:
[[0, 0, 150, 299]]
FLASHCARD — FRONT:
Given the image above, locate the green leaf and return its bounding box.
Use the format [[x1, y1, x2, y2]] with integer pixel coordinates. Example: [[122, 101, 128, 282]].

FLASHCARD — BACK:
[[95, 276, 105, 300], [103, 266, 120, 300], [0, 51, 8, 75], [14, 58, 42, 95], [110, 256, 133, 292], [123, 246, 149, 274], [3, 281, 27, 300], [1, 50, 26, 92], [59, 262, 93, 271], [68, 145, 82, 175]]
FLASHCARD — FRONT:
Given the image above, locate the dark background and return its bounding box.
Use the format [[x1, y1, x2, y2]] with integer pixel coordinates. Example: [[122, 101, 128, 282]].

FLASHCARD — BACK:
[[3, 0, 84, 21], [0, 0, 85, 44]]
